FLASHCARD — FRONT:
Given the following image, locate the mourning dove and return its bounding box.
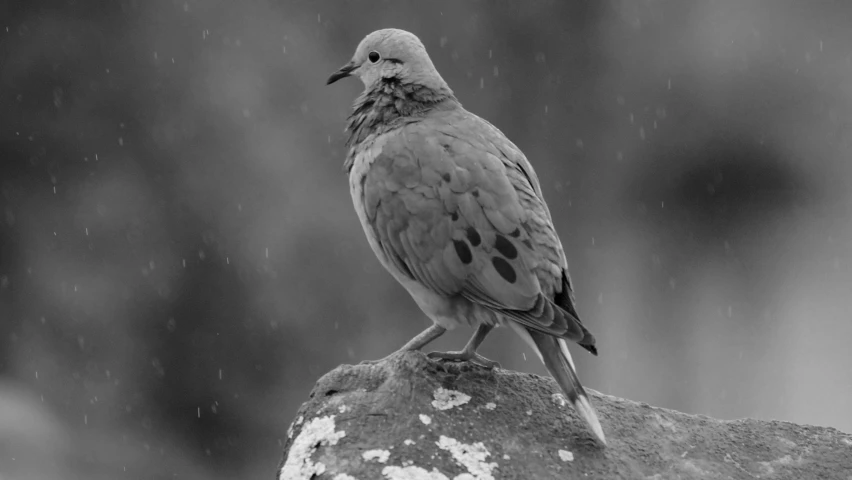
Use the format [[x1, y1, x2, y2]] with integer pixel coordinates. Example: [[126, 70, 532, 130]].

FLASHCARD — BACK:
[[328, 29, 606, 445]]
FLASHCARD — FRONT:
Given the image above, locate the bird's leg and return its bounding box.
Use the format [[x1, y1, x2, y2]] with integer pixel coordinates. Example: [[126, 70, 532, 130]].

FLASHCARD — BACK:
[[427, 323, 500, 369], [396, 323, 447, 352], [361, 324, 447, 365]]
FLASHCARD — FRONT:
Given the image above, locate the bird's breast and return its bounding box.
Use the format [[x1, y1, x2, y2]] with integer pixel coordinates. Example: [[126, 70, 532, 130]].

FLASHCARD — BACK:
[[347, 137, 401, 280]]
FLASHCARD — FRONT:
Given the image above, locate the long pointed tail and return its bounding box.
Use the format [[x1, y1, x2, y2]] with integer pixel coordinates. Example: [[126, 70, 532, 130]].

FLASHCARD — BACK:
[[511, 324, 606, 445]]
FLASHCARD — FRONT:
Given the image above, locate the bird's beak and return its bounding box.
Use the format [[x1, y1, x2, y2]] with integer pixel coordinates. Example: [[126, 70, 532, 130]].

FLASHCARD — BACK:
[[327, 61, 357, 85]]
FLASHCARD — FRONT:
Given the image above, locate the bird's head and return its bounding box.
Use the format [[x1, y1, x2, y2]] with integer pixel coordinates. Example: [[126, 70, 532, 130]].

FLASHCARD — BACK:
[[327, 28, 450, 93]]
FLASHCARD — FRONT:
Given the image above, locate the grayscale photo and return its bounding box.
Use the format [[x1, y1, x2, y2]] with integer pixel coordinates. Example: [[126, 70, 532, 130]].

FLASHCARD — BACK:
[[1, 1, 851, 479]]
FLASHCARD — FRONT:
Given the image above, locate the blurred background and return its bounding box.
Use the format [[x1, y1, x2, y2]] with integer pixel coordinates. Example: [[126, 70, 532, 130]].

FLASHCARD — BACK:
[[2, 0, 852, 478]]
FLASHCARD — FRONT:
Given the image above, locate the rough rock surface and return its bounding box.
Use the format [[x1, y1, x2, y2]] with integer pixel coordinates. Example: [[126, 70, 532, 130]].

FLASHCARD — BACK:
[[278, 351, 852, 479]]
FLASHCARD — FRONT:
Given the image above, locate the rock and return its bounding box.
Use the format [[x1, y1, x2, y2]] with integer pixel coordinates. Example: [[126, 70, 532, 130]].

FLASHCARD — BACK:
[[278, 351, 852, 479]]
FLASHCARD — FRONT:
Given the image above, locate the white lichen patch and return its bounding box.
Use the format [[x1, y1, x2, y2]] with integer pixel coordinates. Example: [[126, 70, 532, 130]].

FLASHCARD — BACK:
[[842, 437, 852, 446], [757, 454, 803, 475], [419, 414, 432, 425], [436, 435, 497, 480], [382, 465, 449, 480], [558, 449, 574, 462], [484, 402, 496, 410], [279, 415, 346, 480], [362, 449, 391, 463], [551, 393, 566, 407], [525, 410, 532, 416], [404, 439, 416, 446], [431, 387, 471, 411], [502, 454, 510, 460], [296, 415, 304, 425], [333, 474, 358, 480], [339, 405, 348, 413]]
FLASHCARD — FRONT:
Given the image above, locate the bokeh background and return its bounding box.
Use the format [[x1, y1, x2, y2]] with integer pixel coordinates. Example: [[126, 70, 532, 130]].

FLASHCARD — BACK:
[[2, 0, 852, 478]]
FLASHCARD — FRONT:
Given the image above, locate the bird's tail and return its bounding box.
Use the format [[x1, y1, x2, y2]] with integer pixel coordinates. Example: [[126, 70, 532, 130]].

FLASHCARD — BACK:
[[510, 324, 607, 445]]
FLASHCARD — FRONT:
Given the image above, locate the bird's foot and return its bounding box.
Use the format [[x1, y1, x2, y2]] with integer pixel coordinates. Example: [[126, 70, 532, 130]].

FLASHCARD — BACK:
[[358, 350, 407, 366], [426, 350, 501, 369]]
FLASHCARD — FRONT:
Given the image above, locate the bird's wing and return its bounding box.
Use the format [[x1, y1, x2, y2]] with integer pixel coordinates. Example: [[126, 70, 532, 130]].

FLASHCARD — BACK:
[[359, 109, 595, 349]]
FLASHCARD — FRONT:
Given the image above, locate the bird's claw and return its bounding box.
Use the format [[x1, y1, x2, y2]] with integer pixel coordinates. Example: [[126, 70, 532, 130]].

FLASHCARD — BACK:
[[426, 350, 501, 369]]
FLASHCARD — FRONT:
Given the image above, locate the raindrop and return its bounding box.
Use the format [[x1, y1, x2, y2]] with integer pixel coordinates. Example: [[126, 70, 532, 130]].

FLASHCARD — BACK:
[[639, 127, 646, 140], [480, 77, 484, 89]]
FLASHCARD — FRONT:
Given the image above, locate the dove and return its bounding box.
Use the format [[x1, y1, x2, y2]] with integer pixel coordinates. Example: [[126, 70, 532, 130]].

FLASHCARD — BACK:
[[327, 28, 606, 445]]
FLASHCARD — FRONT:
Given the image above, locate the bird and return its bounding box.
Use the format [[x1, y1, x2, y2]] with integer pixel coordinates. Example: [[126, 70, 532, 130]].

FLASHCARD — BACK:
[[327, 28, 606, 445]]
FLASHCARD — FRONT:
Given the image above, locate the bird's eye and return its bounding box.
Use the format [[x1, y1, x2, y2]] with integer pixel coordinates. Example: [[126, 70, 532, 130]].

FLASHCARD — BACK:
[[368, 51, 381, 63]]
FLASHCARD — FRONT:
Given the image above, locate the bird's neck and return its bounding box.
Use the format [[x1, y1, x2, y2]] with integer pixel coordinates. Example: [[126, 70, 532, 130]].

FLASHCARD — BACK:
[[343, 79, 459, 160]]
